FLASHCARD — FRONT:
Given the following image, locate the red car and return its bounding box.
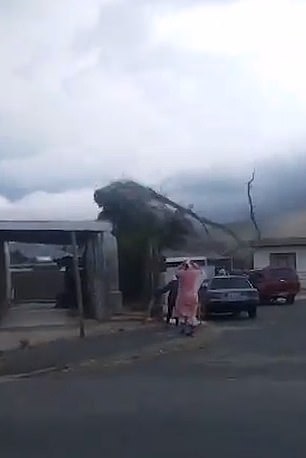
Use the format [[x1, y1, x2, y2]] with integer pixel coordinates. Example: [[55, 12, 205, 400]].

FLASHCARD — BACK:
[[248, 267, 300, 304]]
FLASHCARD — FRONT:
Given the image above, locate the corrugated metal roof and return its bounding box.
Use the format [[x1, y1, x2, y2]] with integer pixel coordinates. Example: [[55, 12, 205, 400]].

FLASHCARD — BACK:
[[0, 220, 112, 232], [0, 220, 112, 244], [251, 237, 306, 248]]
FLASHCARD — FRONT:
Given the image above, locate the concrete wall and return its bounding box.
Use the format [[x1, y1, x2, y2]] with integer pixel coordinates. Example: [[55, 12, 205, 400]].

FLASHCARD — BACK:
[[103, 231, 122, 314], [253, 246, 306, 288], [0, 242, 11, 320], [2, 227, 121, 320], [11, 270, 64, 302]]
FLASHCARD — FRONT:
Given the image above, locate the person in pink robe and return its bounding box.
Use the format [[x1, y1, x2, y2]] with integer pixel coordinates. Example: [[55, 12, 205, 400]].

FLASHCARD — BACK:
[[174, 260, 203, 336]]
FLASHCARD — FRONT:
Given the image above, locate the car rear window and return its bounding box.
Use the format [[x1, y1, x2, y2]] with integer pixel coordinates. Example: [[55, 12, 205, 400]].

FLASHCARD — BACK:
[[210, 277, 251, 290], [268, 268, 297, 279]]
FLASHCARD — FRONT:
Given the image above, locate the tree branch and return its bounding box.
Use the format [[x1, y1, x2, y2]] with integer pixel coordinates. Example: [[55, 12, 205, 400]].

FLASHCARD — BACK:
[[95, 180, 247, 257], [247, 170, 261, 240], [145, 185, 246, 252]]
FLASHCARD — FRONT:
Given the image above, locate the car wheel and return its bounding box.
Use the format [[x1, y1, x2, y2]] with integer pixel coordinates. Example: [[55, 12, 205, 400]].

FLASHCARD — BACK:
[[286, 295, 295, 305], [248, 308, 257, 319]]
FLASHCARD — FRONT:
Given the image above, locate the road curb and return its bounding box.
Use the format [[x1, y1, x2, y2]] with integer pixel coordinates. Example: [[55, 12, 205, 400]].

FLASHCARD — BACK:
[[64, 325, 219, 375], [0, 324, 163, 377], [0, 324, 219, 379]]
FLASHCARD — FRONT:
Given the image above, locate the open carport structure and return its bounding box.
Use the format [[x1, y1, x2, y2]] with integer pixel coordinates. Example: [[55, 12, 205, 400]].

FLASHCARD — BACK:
[[0, 220, 122, 336]]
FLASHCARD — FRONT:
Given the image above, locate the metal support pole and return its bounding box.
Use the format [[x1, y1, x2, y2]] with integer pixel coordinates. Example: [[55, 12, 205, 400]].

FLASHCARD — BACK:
[[71, 231, 85, 338]]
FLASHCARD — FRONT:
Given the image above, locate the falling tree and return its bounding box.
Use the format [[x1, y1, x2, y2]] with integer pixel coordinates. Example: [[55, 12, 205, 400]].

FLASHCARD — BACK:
[[94, 180, 193, 302], [94, 180, 246, 303]]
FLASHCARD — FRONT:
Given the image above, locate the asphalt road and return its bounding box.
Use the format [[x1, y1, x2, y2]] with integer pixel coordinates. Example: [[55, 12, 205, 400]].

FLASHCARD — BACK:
[[2, 302, 306, 457]]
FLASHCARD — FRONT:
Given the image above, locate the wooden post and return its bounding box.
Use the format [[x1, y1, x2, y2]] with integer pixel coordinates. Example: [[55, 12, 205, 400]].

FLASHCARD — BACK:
[[0, 242, 11, 323], [71, 231, 85, 338], [149, 239, 154, 299]]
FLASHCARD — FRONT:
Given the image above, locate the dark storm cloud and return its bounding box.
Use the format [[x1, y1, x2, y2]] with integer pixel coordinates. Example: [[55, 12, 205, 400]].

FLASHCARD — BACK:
[[1, 150, 306, 224], [0, 186, 27, 201], [163, 154, 306, 222], [1, 0, 306, 222], [0, 162, 104, 198], [255, 155, 306, 217]]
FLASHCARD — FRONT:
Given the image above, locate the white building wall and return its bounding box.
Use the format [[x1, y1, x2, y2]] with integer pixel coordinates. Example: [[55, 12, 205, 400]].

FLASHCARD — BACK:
[[296, 248, 306, 288], [253, 249, 270, 270], [253, 246, 306, 288]]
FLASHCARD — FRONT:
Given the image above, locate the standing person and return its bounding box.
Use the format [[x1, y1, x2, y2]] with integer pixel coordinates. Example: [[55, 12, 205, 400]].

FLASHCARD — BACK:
[[174, 260, 203, 336], [218, 267, 227, 276], [153, 276, 179, 325]]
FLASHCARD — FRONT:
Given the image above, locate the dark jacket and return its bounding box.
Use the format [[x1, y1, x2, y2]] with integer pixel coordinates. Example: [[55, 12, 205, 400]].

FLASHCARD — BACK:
[[154, 279, 178, 308]]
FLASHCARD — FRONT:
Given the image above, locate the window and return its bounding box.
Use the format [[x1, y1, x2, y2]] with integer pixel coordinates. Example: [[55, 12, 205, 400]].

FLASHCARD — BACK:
[[249, 271, 264, 286], [210, 277, 251, 290], [269, 252, 296, 269]]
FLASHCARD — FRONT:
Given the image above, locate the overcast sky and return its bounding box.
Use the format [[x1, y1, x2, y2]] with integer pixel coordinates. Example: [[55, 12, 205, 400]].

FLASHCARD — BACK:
[[1, 0, 306, 221]]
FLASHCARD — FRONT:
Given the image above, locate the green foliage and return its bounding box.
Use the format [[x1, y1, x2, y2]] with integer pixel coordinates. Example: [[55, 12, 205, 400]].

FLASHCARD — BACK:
[[95, 180, 192, 251], [94, 180, 194, 301]]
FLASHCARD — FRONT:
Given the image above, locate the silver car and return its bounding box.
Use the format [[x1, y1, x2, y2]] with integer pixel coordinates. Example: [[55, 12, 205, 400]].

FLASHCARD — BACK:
[[202, 275, 259, 319]]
